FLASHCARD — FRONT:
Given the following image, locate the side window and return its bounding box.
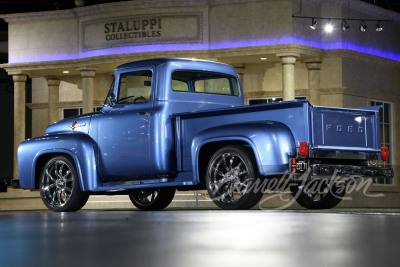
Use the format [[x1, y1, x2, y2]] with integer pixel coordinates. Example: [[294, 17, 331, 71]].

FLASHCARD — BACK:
[[118, 70, 152, 103]]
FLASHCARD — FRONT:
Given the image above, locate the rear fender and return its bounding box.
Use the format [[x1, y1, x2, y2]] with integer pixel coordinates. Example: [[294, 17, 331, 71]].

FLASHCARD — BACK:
[[191, 121, 296, 184], [17, 133, 99, 191]]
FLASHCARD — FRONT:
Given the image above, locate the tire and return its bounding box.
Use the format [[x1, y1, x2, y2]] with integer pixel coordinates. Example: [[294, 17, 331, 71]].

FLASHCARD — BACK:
[[205, 145, 264, 210], [129, 187, 175, 210], [290, 178, 347, 209], [39, 155, 89, 212]]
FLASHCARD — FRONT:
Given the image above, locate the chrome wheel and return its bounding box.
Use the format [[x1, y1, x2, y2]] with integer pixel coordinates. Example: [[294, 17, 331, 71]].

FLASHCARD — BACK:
[[132, 189, 159, 206], [39, 156, 89, 212], [208, 151, 249, 204], [206, 146, 264, 210], [129, 187, 175, 210], [290, 179, 347, 209], [41, 160, 74, 208]]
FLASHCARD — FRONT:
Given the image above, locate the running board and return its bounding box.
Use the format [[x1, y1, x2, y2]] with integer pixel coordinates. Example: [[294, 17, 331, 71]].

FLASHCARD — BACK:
[[91, 180, 194, 193]]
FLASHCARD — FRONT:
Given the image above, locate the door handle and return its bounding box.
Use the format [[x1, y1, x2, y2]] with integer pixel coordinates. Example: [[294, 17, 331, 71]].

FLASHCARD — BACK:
[[137, 112, 150, 116]]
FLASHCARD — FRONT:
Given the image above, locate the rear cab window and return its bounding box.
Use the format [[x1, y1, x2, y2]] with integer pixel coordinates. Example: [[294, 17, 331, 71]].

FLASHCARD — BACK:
[[171, 70, 239, 96]]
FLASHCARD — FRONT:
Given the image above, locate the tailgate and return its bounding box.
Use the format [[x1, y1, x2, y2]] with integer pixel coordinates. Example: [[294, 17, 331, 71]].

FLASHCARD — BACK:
[[312, 106, 380, 152]]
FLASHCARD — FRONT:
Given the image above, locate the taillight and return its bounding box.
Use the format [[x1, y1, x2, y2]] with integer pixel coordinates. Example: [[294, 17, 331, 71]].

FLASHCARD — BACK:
[[299, 142, 309, 157], [291, 158, 296, 173], [381, 147, 389, 161]]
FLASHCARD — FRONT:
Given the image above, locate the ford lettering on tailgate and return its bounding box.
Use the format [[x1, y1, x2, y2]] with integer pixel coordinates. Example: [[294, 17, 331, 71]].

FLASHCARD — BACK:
[[312, 106, 380, 151]]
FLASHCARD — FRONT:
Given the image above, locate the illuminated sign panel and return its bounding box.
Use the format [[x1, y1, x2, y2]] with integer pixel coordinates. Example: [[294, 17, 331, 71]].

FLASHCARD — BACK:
[[82, 13, 203, 51]]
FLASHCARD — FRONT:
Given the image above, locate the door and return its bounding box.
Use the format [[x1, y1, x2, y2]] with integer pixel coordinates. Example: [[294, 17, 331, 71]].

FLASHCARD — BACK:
[[97, 68, 154, 179]]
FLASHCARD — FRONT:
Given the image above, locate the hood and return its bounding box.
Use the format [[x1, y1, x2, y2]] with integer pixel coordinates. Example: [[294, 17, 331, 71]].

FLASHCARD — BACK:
[[44, 113, 96, 135]]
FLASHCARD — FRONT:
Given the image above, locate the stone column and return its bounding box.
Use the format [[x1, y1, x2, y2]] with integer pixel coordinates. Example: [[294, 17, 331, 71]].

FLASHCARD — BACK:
[[13, 74, 28, 179], [277, 53, 299, 101], [47, 77, 60, 124], [78, 68, 96, 114], [305, 58, 322, 105]]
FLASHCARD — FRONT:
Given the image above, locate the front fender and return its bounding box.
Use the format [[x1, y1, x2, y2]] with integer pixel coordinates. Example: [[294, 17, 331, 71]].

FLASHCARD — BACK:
[[191, 121, 296, 183], [17, 133, 100, 191]]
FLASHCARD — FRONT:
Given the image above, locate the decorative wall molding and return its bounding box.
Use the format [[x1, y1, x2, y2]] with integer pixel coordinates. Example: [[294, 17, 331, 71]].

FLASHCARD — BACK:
[[81, 12, 203, 52], [27, 100, 105, 109]]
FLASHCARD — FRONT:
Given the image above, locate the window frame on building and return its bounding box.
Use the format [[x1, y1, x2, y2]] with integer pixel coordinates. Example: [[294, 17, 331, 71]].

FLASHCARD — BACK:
[[247, 96, 307, 105], [62, 106, 102, 119], [370, 99, 394, 186]]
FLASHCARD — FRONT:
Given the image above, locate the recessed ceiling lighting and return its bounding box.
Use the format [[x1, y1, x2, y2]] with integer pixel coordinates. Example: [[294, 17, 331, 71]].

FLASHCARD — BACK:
[[260, 57, 267, 60], [63, 70, 70, 74]]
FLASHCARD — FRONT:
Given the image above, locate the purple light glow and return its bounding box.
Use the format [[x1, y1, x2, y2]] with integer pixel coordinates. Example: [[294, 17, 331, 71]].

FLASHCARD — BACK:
[[7, 36, 400, 64]]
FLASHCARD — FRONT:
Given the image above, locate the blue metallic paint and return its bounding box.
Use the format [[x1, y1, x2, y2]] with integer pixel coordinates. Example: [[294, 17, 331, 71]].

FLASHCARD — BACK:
[[190, 121, 297, 183], [311, 105, 380, 152], [175, 101, 311, 171], [45, 113, 94, 135], [17, 133, 99, 191]]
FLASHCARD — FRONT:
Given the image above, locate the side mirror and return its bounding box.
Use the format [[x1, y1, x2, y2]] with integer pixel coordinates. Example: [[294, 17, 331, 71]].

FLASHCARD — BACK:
[[144, 81, 151, 87], [106, 94, 117, 108]]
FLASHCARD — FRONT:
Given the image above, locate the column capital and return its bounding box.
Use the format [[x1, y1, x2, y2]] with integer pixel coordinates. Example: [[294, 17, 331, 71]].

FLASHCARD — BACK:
[[12, 74, 28, 83], [304, 58, 322, 70], [46, 77, 60, 86], [233, 64, 245, 75], [77, 67, 97, 78], [232, 63, 245, 68], [277, 53, 300, 65]]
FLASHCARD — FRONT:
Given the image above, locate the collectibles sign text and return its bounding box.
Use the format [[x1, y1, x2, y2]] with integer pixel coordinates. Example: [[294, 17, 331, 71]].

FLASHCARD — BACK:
[[104, 19, 162, 41], [82, 13, 202, 51]]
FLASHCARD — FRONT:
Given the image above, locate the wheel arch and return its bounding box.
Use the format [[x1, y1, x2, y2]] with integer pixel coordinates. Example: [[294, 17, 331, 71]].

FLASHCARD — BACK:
[[196, 139, 258, 189], [18, 133, 100, 191], [34, 151, 82, 190], [191, 121, 297, 185]]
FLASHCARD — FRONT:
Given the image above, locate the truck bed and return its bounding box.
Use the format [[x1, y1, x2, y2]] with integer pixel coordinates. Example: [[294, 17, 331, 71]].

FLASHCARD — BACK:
[[174, 100, 381, 175]]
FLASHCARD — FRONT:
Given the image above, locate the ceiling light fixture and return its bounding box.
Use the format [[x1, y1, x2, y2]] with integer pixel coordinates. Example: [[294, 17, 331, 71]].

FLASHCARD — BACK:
[[260, 57, 267, 61], [360, 20, 367, 32], [63, 70, 70, 74], [324, 22, 334, 33], [341, 20, 350, 32], [376, 22, 383, 32], [310, 18, 318, 30], [291, 0, 392, 34]]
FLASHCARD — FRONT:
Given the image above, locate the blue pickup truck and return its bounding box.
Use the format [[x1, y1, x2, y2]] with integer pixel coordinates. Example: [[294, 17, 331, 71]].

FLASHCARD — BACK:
[[17, 58, 392, 211]]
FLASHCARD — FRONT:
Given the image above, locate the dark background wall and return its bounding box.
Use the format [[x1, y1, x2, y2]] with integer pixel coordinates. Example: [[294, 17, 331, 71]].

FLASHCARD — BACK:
[[0, 58, 13, 178]]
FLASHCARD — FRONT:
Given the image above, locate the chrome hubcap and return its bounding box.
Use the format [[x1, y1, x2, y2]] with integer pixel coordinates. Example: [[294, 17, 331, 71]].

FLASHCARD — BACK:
[[297, 180, 329, 202], [41, 160, 74, 208], [208, 152, 249, 203], [133, 189, 158, 206]]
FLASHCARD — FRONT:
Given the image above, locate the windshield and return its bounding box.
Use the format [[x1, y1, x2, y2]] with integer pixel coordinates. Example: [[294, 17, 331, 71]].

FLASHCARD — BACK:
[[104, 78, 115, 106]]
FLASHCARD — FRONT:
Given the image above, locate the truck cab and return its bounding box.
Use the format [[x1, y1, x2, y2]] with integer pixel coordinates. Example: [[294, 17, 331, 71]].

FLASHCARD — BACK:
[[94, 58, 243, 179]]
